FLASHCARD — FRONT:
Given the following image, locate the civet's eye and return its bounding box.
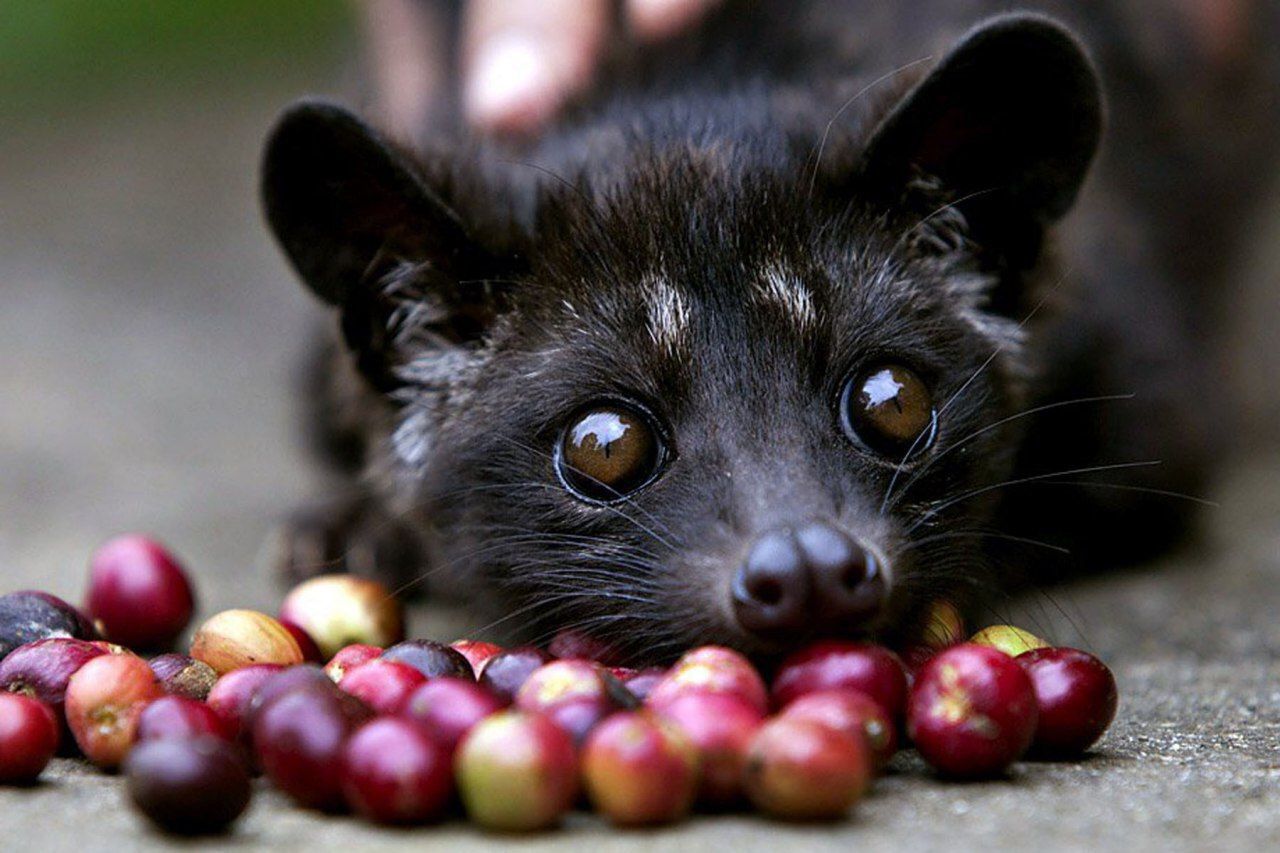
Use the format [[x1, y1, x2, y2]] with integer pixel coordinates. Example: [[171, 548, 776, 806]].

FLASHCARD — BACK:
[[841, 365, 937, 458], [556, 404, 665, 502]]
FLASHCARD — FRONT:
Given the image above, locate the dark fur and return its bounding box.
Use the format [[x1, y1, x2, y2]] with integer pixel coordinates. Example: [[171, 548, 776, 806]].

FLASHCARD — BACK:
[[260, 2, 1277, 661]]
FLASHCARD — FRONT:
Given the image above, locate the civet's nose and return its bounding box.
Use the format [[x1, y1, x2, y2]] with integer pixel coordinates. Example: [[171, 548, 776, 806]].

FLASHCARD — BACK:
[[732, 521, 885, 638]]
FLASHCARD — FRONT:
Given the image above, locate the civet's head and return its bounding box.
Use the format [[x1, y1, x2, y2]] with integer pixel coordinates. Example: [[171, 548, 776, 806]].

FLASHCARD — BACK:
[[262, 16, 1101, 661]]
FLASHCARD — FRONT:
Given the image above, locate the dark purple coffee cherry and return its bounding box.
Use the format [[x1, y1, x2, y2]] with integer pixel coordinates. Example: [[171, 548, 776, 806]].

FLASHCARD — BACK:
[[125, 737, 251, 835]]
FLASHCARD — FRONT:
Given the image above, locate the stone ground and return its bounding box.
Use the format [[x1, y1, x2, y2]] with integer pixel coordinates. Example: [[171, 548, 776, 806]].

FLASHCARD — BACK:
[[1, 40, 1278, 853]]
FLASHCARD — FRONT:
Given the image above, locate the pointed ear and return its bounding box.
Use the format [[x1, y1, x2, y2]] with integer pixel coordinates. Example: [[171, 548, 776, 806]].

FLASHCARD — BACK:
[[260, 100, 487, 306], [262, 101, 515, 389], [861, 14, 1103, 263]]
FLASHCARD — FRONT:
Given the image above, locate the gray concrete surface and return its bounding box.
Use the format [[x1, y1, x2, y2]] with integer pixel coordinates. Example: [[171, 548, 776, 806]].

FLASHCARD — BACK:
[[1, 57, 1278, 853]]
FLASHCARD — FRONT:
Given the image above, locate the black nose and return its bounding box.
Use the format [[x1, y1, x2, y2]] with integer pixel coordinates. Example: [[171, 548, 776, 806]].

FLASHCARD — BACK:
[[732, 521, 885, 638]]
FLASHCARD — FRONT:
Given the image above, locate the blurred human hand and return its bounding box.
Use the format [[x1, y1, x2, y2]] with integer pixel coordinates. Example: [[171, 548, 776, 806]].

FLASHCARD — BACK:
[[462, 0, 722, 135]]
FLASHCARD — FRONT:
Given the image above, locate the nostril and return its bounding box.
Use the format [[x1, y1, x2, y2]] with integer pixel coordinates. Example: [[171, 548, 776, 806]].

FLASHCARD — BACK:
[[841, 563, 865, 590], [840, 549, 878, 590], [795, 521, 887, 628], [751, 578, 784, 606], [732, 528, 810, 635]]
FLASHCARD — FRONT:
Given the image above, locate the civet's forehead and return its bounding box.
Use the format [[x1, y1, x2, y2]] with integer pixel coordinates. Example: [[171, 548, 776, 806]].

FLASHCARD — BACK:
[[633, 262, 827, 367]]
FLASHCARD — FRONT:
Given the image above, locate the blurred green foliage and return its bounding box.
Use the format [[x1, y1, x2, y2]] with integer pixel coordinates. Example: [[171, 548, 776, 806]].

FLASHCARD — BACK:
[[0, 0, 354, 112]]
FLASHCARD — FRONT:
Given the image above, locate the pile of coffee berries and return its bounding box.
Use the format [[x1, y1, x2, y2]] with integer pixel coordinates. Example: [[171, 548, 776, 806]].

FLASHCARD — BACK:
[[0, 536, 1118, 836]]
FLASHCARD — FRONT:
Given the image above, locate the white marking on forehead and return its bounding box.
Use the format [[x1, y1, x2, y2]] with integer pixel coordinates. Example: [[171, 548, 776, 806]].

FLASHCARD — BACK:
[[755, 264, 817, 330], [646, 275, 691, 358]]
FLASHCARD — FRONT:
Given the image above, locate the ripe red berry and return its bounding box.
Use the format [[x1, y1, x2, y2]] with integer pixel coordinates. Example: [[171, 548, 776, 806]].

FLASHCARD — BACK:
[[647, 646, 768, 714], [205, 664, 284, 741], [455, 710, 579, 831], [771, 642, 907, 718], [399, 677, 504, 753], [0, 693, 59, 783], [582, 711, 699, 825], [654, 690, 763, 804], [242, 665, 337, 745], [324, 643, 382, 681], [125, 737, 251, 835], [253, 682, 373, 811], [515, 659, 634, 743], [907, 643, 1038, 778], [340, 717, 453, 824], [280, 621, 324, 663], [781, 688, 898, 771], [743, 716, 871, 819], [278, 574, 405, 660], [64, 652, 164, 768], [548, 629, 621, 665], [136, 695, 232, 743], [450, 639, 503, 674], [1017, 647, 1118, 756], [477, 646, 552, 704], [338, 659, 426, 715], [85, 535, 195, 651]]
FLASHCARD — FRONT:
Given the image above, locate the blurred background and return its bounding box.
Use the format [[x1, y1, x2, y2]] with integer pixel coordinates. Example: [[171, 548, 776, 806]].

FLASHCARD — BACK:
[[1, 0, 1277, 623], [0, 1, 357, 611]]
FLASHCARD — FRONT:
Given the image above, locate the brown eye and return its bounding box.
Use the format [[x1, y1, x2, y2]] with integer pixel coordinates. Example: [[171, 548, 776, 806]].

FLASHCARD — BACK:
[[841, 365, 937, 458], [557, 404, 665, 501]]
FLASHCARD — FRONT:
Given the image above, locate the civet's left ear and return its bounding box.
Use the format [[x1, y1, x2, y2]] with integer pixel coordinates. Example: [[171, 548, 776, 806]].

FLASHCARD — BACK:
[[860, 14, 1103, 266]]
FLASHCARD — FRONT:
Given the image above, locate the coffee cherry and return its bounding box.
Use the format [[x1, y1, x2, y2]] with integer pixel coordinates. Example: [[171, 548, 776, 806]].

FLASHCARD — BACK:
[[1017, 647, 1118, 756], [582, 711, 698, 825], [0, 693, 59, 783], [148, 654, 218, 701], [324, 643, 382, 682], [647, 646, 768, 714], [64, 652, 163, 768], [654, 691, 763, 804], [340, 717, 453, 824], [243, 665, 335, 734], [85, 535, 195, 651], [477, 646, 552, 705], [548, 629, 621, 665], [743, 717, 871, 819], [970, 625, 1049, 658], [253, 682, 372, 810], [136, 695, 231, 742], [0, 638, 105, 726], [902, 599, 967, 674], [455, 710, 579, 831], [907, 644, 1038, 778], [205, 664, 284, 741], [280, 621, 323, 663], [399, 677, 504, 753], [771, 642, 907, 718], [0, 591, 98, 662], [124, 737, 251, 835], [190, 610, 303, 675], [338, 659, 425, 715], [450, 639, 503, 675], [515, 659, 634, 744], [781, 688, 898, 771], [278, 575, 405, 660], [380, 640, 474, 681], [622, 667, 666, 702]]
